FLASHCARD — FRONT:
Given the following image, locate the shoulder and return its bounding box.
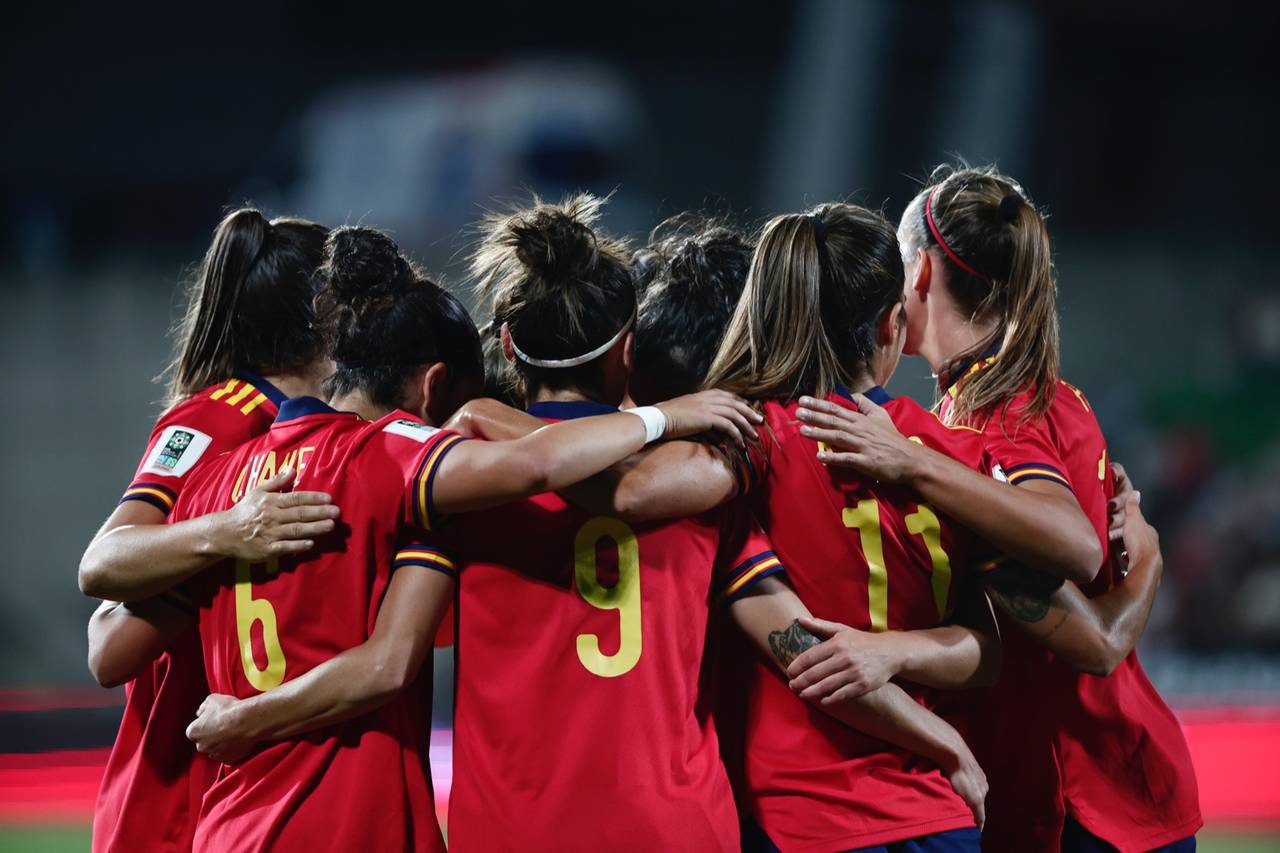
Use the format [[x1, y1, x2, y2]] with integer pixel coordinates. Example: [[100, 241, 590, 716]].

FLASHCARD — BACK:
[[886, 397, 989, 469], [156, 378, 278, 444], [357, 412, 468, 475], [367, 413, 462, 449]]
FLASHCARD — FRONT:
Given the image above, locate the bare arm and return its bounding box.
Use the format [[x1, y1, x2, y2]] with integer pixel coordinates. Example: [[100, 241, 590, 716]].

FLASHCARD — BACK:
[[433, 391, 758, 515], [796, 396, 1101, 584], [79, 468, 339, 601], [87, 598, 193, 688], [985, 492, 1163, 677], [728, 577, 988, 827], [784, 584, 1002, 703], [185, 566, 454, 764], [445, 398, 742, 521]]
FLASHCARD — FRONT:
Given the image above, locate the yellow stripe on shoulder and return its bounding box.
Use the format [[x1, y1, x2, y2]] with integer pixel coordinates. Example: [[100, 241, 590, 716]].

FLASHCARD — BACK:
[[225, 382, 257, 406], [240, 392, 268, 415], [209, 378, 240, 401]]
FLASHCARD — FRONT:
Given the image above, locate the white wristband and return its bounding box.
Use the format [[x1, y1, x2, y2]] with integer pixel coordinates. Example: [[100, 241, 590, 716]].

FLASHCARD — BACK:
[[626, 406, 667, 444]]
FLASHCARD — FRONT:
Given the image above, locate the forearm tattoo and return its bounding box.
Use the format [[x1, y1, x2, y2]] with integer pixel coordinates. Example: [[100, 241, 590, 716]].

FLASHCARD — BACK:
[[768, 619, 821, 667]]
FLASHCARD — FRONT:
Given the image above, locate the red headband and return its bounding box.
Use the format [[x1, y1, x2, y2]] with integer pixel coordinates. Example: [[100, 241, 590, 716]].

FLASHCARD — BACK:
[[924, 186, 991, 281]]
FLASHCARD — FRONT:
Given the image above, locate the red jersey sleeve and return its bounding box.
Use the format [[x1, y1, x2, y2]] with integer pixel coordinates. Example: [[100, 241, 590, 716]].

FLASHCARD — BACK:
[[979, 390, 1073, 492], [712, 502, 785, 605], [119, 387, 268, 515], [371, 417, 470, 532]]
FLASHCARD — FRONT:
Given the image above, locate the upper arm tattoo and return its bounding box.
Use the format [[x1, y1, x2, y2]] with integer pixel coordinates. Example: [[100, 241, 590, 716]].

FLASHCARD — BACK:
[[768, 619, 821, 667], [983, 564, 1064, 625]]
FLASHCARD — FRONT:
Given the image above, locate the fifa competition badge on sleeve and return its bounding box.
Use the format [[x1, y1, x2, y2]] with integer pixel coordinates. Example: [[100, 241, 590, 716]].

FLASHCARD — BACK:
[[383, 419, 441, 443], [142, 425, 214, 477]]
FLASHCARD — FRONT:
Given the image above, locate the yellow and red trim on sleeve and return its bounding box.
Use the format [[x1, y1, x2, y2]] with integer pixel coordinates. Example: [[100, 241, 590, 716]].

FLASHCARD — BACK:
[[411, 432, 469, 530], [392, 543, 457, 577], [119, 481, 179, 514], [720, 550, 785, 604], [1004, 462, 1072, 491]]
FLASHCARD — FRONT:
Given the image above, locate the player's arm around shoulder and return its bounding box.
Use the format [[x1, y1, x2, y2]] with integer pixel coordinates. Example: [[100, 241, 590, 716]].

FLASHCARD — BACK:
[[795, 393, 1102, 585], [444, 396, 756, 522], [429, 390, 760, 515], [79, 468, 338, 601]]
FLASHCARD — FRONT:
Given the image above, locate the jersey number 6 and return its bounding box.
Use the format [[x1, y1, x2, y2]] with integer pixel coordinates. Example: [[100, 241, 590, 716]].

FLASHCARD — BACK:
[[573, 517, 642, 678], [235, 558, 287, 691]]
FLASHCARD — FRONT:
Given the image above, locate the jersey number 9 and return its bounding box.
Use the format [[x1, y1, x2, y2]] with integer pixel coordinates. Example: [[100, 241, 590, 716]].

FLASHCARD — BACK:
[[573, 517, 642, 678], [235, 558, 286, 691]]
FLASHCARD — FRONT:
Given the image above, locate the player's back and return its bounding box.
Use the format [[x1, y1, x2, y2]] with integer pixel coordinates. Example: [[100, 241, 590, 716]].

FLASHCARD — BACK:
[[445, 400, 774, 853], [95, 372, 285, 853], [737, 385, 989, 851], [174, 397, 459, 853], [945, 377, 1201, 851]]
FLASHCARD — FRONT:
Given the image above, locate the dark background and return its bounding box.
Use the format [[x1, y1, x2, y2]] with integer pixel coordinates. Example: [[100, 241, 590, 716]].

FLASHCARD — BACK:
[[3, 0, 1277, 701]]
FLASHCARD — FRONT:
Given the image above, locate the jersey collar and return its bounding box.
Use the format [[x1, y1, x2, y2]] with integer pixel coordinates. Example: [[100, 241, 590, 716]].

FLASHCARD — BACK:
[[234, 369, 289, 408], [939, 343, 1001, 397], [833, 384, 892, 406], [275, 396, 348, 424], [526, 399, 619, 421]]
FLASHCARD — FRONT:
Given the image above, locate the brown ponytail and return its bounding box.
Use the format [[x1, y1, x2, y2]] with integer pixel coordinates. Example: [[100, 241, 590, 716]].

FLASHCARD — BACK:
[[704, 202, 902, 401], [167, 208, 328, 405], [901, 165, 1059, 422]]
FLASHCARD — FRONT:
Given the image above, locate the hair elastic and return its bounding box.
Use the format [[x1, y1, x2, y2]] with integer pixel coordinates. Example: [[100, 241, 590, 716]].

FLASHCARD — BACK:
[[925, 186, 992, 282], [998, 193, 1024, 222], [507, 307, 636, 369], [811, 214, 828, 250]]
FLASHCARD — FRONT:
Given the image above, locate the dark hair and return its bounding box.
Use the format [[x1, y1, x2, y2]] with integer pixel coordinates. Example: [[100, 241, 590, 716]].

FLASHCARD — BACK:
[[704, 202, 903, 400], [167, 208, 328, 405], [631, 216, 753, 399], [314, 226, 482, 409], [470, 193, 635, 401], [901, 164, 1059, 421]]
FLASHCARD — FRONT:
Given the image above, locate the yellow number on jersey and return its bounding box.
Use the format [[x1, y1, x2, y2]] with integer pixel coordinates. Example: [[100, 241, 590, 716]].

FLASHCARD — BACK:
[[843, 499, 889, 631], [905, 505, 953, 620], [235, 558, 286, 691], [573, 517, 642, 678], [843, 500, 956, 629]]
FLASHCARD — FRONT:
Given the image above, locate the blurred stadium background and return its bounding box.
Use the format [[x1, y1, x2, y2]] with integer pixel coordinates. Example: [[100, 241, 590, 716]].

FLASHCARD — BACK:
[[2, 1, 1276, 850]]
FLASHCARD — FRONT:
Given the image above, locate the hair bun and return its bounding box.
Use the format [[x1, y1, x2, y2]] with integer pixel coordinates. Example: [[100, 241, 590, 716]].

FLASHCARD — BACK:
[[510, 209, 597, 280], [325, 226, 413, 301], [998, 193, 1025, 223]]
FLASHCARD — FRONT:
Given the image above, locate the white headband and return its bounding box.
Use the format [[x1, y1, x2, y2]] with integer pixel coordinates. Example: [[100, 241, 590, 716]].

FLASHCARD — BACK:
[[506, 308, 636, 369]]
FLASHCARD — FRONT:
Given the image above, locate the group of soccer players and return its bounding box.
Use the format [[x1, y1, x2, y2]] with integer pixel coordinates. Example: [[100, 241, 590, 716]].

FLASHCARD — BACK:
[[78, 165, 1202, 853]]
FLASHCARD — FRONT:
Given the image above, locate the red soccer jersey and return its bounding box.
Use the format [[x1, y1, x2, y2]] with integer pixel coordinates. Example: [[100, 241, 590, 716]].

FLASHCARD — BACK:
[[940, 357, 1202, 853], [728, 385, 999, 852], [94, 372, 287, 853], [171, 397, 465, 853], [444, 399, 784, 853]]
